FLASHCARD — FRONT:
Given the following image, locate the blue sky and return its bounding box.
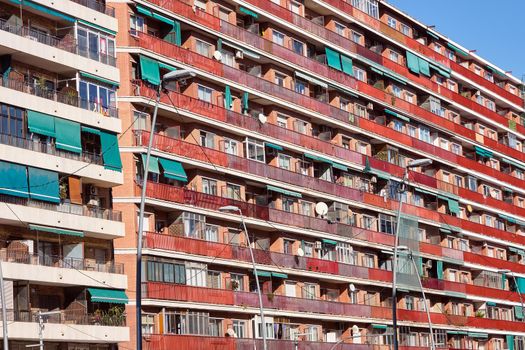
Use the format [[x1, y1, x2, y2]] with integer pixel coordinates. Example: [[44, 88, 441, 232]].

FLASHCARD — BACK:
[[386, 0, 525, 80]]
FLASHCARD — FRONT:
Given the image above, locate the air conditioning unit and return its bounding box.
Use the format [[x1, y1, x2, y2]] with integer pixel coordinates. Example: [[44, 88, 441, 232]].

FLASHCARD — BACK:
[[315, 241, 322, 250], [366, 102, 374, 110], [88, 185, 99, 196], [235, 50, 244, 59]]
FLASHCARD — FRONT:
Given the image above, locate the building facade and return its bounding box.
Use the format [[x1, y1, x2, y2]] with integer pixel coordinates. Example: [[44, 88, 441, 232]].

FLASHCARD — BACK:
[[0, 0, 129, 348], [111, 0, 525, 349]]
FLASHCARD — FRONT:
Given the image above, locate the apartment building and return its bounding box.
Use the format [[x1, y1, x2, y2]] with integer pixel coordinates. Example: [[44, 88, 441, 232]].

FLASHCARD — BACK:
[[0, 0, 129, 349], [111, 0, 525, 349]]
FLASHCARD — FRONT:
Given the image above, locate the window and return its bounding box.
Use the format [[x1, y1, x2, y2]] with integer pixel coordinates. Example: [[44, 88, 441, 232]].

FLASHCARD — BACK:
[[204, 224, 218, 242], [387, 16, 397, 29], [183, 212, 205, 238], [433, 43, 443, 54], [230, 273, 244, 291], [389, 50, 400, 63], [291, 39, 305, 55], [393, 120, 404, 132], [352, 31, 363, 44], [303, 283, 317, 299], [303, 242, 314, 257], [407, 125, 417, 138], [289, 0, 301, 14], [218, 6, 231, 21], [283, 239, 294, 255], [282, 196, 295, 212], [277, 114, 288, 128], [197, 85, 213, 103], [278, 154, 292, 170], [362, 215, 374, 230], [451, 143, 462, 155], [354, 103, 367, 118], [300, 201, 312, 216], [246, 138, 265, 162], [142, 314, 155, 334], [467, 176, 477, 191], [208, 318, 223, 337], [194, 0, 207, 10], [400, 23, 410, 36], [221, 49, 235, 67], [225, 183, 241, 200], [404, 92, 414, 104], [274, 72, 286, 87], [202, 178, 217, 195], [353, 67, 366, 82], [196, 39, 212, 57], [337, 243, 354, 264], [392, 84, 402, 98], [334, 22, 346, 36], [224, 138, 238, 155], [133, 110, 149, 131], [379, 214, 396, 234], [418, 125, 431, 143], [186, 263, 207, 287], [146, 261, 186, 283], [351, 0, 379, 18], [305, 326, 319, 342], [453, 175, 463, 187], [79, 80, 116, 114], [294, 78, 307, 94], [232, 320, 246, 338], [130, 15, 144, 35], [227, 229, 240, 245], [200, 130, 215, 148], [405, 296, 414, 310], [272, 30, 285, 46], [297, 160, 311, 176], [447, 80, 457, 92], [0, 104, 25, 138], [207, 270, 221, 289]]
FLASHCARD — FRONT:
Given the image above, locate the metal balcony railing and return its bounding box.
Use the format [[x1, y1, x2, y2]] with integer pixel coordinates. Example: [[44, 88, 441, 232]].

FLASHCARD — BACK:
[[70, 0, 115, 17]]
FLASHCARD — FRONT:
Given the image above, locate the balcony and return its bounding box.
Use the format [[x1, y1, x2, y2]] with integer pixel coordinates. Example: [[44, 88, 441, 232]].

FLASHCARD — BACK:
[[143, 282, 525, 332], [0, 75, 118, 118], [8, 308, 125, 327], [131, 32, 525, 188], [142, 233, 524, 304], [70, 0, 116, 17], [0, 17, 116, 67]]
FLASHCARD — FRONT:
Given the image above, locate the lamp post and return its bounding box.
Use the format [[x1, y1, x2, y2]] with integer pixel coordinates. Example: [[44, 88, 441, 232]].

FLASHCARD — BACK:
[[398, 246, 435, 350], [219, 205, 267, 350], [392, 158, 432, 350], [136, 69, 196, 350], [497, 269, 525, 321]]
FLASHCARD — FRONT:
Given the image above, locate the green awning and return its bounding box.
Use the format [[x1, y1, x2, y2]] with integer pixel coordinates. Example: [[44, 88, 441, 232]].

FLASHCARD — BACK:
[[437, 260, 443, 280], [448, 199, 460, 215], [88, 288, 128, 304], [499, 214, 517, 224], [372, 324, 388, 330], [295, 71, 328, 88], [55, 118, 81, 154], [304, 154, 333, 165], [517, 278, 525, 293], [136, 5, 152, 17], [486, 301, 496, 306], [509, 246, 525, 256], [415, 187, 437, 196], [406, 51, 420, 74], [9, 0, 74, 22], [271, 272, 288, 279], [474, 146, 493, 158], [446, 331, 467, 335], [439, 228, 452, 234], [370, 66, 384, 76], [158, 62, 177, 71], [266, 185, 302, 198], [507, 335, 515, 350], [77, 19, 116, 36], [385, 109, 410, 122], [242, 92, 249, 112], [418, 58, 431, 77], [139, 56, 161, 86], [501, 157, 525, 171], [447, 43, 469, 57], [29, 224, 84, 237], [28, 167, 60, 203], [341, 55, 353, 75], [239, 6, 258, 18], [369, 168, 391, 180], [332, 162, 348, 171], [224, 85, 233, 110], [100, 131, 122, 172], [164, 21, 182, 46], [322, 238, 337, 245], [384, 72, 407, 85], [325, 47, 342, 71], [27, 110, 55, 138], [265, 143, 283, 151], [255, 270, 271, 277], [141, 154, 160, 174], [468, 333, 488, 339], [515, 305, 524, 319], [79, 72, 119, 87], [0, 161, 29, 198], [152, 12, 174, 26], [158, 158, 187, 182], [426, 31, 439, 40], [81, 126, 101, 135], [503, 187, 514, 193]]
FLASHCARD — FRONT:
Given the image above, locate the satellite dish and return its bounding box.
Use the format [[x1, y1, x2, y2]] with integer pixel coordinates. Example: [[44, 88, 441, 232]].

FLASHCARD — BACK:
[[297, 247, 305, 257], [349, 283, 356, 292], [226, 328, 237, 337], [258, 113, 267, 124], [213, 50, 223, 61], [315, 202, 328, 216]]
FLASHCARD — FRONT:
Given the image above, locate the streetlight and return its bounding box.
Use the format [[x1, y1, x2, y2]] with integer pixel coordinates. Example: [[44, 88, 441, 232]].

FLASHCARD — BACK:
[[497, 269, 525, 321], [398, 246, 435, 350], [392, 158, 432, 350], [218, 205, 267, 350], [136, 69, 196, 350]]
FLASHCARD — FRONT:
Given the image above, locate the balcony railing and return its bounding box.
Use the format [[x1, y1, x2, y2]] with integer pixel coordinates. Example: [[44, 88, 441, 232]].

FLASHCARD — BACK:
[[0, 131, 102, 165], [8, 308, 125, 326], [143, 233, 524, 304], [0, 76, 118, 118], [0, 249, 124, 274], [0, 193, 122, 222], [70, 0, 116, 17], [0, 17, 116, 66]]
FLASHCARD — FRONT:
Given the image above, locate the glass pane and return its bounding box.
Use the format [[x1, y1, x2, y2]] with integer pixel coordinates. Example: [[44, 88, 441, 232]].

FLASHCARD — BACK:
[[79, 82, 88, 110], [88, 32, 99, 60]]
